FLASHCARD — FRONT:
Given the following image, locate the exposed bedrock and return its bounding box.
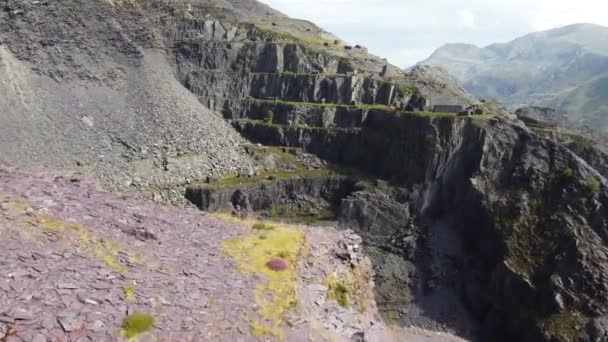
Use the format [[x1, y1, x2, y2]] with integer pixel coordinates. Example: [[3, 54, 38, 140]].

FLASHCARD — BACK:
[[185, 175, 356, 213], [161, 18, 429, 113], [225, 100, 370, 127], [236, 112, 480, 195], [186, 68, 409, 106]]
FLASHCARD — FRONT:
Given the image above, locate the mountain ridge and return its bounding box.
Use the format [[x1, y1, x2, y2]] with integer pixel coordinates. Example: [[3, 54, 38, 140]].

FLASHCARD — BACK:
[[419, 23, 608, 131]]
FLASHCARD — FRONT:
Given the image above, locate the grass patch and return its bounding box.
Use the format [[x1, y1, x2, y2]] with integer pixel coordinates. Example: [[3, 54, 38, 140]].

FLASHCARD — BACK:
[[198, 167, 336, 189], [121, 312, 154, 339], [586, 177, 601, 193], [395, 85, 419, 98], [222, 221, 306, 339], [252, 223, 276, 231], [269, 206, 336, 225], [244, 145, 299, 167], [402, 111, 496, 119], [562, 168, 574, 178], [323, 267, 371, 310], [324, 273, 349, 307], [247, 23, 332, 46], [502, 195, 546, 277], [243, 119, 361, 133], [268, 202, 277, 217], [244, 98, 391, 111]]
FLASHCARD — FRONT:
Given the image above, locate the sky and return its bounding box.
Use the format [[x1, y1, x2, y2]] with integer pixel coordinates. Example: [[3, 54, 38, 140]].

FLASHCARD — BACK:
[[259, 0, 608, 68]]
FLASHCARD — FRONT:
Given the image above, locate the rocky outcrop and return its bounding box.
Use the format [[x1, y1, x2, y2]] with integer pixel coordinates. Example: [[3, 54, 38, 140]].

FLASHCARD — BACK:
[[338, 185, 412, 242], [185, 175, 356, 213], [338, 114, 608, 342], [154, 6, 473, 121], [236, 112, 484, 190], [517, 109, 608, 179]]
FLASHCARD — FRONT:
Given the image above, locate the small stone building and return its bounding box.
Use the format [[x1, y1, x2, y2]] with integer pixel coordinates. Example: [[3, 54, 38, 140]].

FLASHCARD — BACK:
[[432, 105, 464, 113], [458, 105, 485, 116]]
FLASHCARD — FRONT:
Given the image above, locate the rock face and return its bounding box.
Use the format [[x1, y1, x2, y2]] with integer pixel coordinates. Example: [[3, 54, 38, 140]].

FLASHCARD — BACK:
[[237, 107, 608, 340], [336, 115, 608, 341], [186, 175, 356, 212], [516, 107, 608, 179]]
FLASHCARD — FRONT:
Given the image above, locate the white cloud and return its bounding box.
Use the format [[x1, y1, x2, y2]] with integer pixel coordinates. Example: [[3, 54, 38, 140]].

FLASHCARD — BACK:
[[457, 10, 476, 29], [259, 0, 608, 67], [530, 0, 608, 30]]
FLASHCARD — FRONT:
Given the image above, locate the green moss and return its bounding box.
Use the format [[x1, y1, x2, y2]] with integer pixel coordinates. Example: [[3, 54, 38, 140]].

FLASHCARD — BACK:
[[123, 283, 135, 301], [252, 223, 276, 231], [248, 23, 332, 46], [199, 166, 336, 189], [506, 232, 546, 274], [503, 198, 545, 277], [567, 133, 596, 150], [538, 311, 584, 341], [121, 312, 154, 339], [395, 85, 418, 98], [586, 177, 601, 193], [244, 145, 298, 167], [244, 97, 391, 111], [244, 119, 361, 133], [268, 202, 277, 217], [400, 111, 496, 119], [323, 267, 371, 310], [265, 110, 274, 124], [486, 98, 503, 107], [279, 204, 290, 216], [562, 168, 574, 178], [406, 111, 458, 118], [470, 113, 497, 120], [324, 273, 349, 307]]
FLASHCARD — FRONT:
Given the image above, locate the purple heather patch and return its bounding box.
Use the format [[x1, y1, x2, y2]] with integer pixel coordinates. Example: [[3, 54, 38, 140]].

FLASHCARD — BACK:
[[266, 257, 289, 271]]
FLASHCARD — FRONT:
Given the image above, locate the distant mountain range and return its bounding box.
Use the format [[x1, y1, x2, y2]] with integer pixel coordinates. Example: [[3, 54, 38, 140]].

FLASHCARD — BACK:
[[419, 23, 608, 132]]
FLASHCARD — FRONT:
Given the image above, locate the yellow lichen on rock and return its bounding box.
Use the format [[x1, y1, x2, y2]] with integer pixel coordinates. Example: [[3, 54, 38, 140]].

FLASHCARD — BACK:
[[32, 213, 132, 274], [221, 219, 306, 339], [123, 281, 136, 301]]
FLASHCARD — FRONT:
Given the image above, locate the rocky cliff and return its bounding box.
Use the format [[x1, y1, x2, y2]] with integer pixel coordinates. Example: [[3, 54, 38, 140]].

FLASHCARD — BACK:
[[207, 105, 608, 341]]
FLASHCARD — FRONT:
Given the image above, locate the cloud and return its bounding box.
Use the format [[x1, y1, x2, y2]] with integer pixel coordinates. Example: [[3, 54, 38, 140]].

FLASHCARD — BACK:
[[457, 10, 476, 29], [259, 0, 608, 67]]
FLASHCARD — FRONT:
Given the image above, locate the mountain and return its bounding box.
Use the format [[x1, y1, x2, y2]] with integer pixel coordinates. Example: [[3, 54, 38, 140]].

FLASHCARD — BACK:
[[2, 1, 608, 342], [419, 23, 608, 132]]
